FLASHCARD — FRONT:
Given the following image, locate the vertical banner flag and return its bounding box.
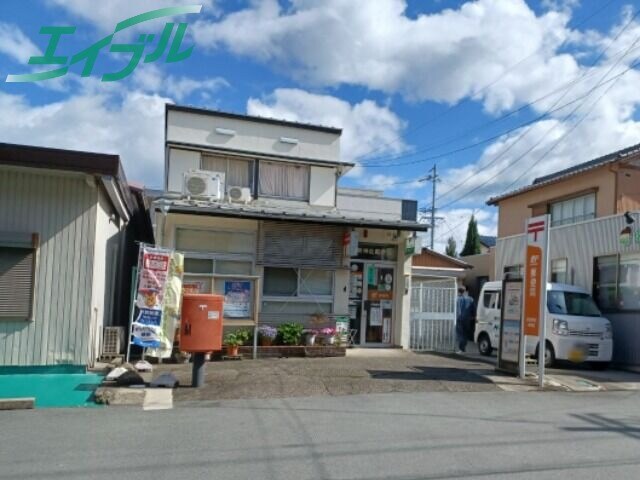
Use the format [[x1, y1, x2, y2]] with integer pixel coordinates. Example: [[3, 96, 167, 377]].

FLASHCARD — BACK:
[[523, 216, 549, 336], [132, 247, 184, 356]]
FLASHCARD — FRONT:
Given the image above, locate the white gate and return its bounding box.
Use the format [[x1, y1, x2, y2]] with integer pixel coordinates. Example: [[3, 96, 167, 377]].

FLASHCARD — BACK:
[[410, 278, 457, 352]]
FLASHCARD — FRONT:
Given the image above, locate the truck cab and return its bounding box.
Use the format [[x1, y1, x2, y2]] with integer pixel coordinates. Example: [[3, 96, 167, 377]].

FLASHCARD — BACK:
[[474, 281, 613, 368]]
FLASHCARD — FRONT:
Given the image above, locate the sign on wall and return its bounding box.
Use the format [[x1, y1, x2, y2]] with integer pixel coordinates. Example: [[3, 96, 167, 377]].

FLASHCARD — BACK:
[[223, 280, 252, 318]]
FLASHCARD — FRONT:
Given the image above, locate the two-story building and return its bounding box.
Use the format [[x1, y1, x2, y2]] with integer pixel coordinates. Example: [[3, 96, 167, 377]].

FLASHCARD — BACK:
[[151, 104, 427, 348], [488, 143, 640, 368]]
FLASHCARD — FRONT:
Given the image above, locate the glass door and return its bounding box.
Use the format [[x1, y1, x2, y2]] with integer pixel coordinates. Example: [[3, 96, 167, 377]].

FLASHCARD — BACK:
[[350, 261, 394, 345]]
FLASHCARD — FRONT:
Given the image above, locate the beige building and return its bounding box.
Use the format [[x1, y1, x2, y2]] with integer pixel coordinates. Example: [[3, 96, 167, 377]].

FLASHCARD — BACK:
[[488, 143, 640, 367], [152, 105, 426, 348]]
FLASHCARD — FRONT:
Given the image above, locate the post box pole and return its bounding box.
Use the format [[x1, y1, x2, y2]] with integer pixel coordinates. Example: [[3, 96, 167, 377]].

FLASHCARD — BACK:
[[192, 352, 206, 387]]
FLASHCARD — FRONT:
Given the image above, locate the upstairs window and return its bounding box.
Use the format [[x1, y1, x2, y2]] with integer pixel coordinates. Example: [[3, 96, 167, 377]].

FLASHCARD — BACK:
[[202, 155, 254, 191], [550, 193, 595, 227], [258, 161, 309, 200]]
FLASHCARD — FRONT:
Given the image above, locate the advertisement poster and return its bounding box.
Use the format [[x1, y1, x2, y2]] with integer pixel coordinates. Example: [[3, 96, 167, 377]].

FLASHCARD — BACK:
[[224, 280, 251, 318], [132, 247, 184, 356], [498, 280, 523, 372], [182, 281, 205, 294]]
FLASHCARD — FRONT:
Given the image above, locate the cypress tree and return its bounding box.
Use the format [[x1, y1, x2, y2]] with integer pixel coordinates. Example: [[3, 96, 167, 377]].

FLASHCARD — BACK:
[[460, 215, 481, 256]]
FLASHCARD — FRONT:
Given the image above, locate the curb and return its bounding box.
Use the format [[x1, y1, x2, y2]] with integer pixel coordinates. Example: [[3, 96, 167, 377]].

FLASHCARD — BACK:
[[0, 397, 35, 410]]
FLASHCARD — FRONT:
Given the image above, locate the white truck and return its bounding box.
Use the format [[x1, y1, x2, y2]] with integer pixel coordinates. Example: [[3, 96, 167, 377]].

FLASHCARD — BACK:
[[474, 281, 613, 368]]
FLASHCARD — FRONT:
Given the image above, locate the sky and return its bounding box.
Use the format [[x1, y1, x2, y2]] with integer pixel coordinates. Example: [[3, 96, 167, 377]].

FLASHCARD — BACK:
[[1, 0, 640, 253]]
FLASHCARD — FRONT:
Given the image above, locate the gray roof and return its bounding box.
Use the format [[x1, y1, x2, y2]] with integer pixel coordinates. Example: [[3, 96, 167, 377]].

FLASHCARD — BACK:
[[155, 198, 428, 232], [479, 235, 496, 248], [487, 142, 640, 205]]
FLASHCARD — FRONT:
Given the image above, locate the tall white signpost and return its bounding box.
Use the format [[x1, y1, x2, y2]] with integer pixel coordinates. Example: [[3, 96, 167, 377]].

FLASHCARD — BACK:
[[522, 215, 550, 388]]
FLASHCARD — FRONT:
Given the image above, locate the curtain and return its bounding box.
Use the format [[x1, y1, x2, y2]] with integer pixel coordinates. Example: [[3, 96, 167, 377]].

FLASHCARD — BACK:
[[202, 155, 252, 189], [259, 161, 309, 199]]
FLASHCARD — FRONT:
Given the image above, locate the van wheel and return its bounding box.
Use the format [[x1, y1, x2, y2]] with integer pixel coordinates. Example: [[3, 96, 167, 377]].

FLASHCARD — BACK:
[[536, 341, 556, 368], [477, 334, 492, 356]]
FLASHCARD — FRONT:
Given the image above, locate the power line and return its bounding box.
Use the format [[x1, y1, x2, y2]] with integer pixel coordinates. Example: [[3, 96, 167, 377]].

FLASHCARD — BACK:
[[434, 31, 640, 212], [349, 0, 621, 165], [423, 9, 640, 210]]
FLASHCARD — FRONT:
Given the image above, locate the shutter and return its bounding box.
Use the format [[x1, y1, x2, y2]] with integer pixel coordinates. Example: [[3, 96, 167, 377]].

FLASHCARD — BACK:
[[257, 221, 345, 268], [0, 247, 35, 320]]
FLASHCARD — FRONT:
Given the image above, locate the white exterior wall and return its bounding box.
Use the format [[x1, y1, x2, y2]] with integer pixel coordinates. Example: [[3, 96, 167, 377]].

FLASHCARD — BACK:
[[309, 166, 336, 207], [89, 188, 122, 363], [337, 193, 403, 220], [0, 168, 98, 366], [167, 148, 200, 193], [167, 110, 341, 163], [495, 212, 640, 365]]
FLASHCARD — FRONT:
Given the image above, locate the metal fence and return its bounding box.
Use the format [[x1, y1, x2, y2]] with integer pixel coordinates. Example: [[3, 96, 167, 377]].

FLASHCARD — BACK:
[[410, 278, 457, 352]]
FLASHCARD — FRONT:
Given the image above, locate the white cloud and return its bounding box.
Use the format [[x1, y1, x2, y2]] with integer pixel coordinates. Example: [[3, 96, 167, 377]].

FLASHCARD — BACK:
[[46, 0, 218, 34], [429, 208, 497, 254], [0, 89, 169, 187], [246, 88, 406, 168], [132, 64, 228, 101], [0, 22, 41, 63], [192, 0, 575, 110]]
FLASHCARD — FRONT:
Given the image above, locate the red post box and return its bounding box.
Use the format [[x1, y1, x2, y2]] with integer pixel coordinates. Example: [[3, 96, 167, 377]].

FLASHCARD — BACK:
[[180, 294, 223, 353]]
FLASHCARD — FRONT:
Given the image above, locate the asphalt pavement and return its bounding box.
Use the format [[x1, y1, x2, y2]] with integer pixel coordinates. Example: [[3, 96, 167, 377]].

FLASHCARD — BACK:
[[2, 389, 640, 480]]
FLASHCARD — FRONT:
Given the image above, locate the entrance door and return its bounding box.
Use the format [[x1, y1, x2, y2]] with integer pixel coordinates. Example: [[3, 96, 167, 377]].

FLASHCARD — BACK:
[[349, 261, 394, 345]]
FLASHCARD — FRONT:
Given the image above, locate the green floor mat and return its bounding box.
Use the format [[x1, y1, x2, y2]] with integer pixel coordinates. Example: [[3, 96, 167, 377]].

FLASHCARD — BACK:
[[0, 371, 104, 408]]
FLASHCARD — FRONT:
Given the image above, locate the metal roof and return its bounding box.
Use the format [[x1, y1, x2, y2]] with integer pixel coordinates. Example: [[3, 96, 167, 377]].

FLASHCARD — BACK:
[[155, 198, 429, 232], [167, 104, 342, 135], [479, 235, 496, 247], [0, 142, 136, 217], [487, 142, 640, 205]]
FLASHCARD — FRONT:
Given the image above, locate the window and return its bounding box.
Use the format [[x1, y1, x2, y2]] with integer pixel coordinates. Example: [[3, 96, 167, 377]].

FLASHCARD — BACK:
[[0, 243, 36, 321], [263, 267, 334, 297], [202, 155, 254, 191], [551, 258, 568, 283], [483, 291, 500, 309], [547, 290, 601, 317], [550, 193, 595, 227], [258, 161, 310, 200], [176, 228, 256, 295], [594, 254, 640, 311], [175, 228, 255, 255]]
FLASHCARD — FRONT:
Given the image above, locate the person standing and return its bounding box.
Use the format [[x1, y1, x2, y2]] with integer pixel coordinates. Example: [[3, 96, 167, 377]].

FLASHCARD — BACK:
[[456, 286, 474, 353]]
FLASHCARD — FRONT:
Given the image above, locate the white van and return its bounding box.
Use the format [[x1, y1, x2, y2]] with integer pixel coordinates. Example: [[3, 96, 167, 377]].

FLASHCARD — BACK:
[[474, 281, 613, 368]]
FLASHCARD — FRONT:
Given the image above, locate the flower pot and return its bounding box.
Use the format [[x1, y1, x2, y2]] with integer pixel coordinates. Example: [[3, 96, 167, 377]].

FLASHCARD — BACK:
[[226, 345, 239, 357], [305, 334, 317, 346], [259, 337, 273, 347]]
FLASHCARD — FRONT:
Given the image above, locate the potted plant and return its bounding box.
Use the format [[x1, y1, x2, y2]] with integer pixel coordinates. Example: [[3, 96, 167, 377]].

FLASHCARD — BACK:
[[303, 329, 318, 346], [223, 329, 250, 357], [319, 327, 337, 345], [257, 325, 277, 346], [277, 323, 304, 346]]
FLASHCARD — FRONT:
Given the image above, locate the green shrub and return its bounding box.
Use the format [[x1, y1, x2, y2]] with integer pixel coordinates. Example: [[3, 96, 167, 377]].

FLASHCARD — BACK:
[[224, 329, 251, 347], [277, 323, 304, 345]]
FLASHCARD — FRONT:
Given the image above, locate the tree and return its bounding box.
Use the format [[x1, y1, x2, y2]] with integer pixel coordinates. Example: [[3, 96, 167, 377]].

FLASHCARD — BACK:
[[445, 236, 457, 257], [460, 215, 481, 256]]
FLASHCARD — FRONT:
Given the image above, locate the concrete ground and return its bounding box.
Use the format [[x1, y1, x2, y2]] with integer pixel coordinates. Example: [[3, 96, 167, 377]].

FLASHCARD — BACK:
[[3, 390, 640, 480], [153, 350, 502, 404], [460, 342, 640, 392]]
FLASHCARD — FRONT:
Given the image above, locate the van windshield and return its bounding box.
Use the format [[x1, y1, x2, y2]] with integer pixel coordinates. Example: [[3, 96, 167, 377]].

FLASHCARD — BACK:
[[547, 290, 601, 317]]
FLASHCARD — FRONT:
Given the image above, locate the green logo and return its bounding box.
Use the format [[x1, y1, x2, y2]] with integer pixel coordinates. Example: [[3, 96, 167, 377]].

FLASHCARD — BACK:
[[6, 5, 202, 83]]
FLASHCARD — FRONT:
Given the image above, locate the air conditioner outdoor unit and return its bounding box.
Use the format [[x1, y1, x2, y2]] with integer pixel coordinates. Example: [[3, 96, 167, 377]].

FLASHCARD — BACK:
[[228, 186, 252, 204], [182, 170, 224, 200]]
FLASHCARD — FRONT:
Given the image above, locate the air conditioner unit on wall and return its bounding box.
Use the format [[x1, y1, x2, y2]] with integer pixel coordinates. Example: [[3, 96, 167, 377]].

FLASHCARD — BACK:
[[182, 170, 225, 200], [228, 186, 252, 204]]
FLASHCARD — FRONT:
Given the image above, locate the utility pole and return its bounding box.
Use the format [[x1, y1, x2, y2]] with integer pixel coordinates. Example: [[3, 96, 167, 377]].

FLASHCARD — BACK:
[[424, 165, 439, 249]]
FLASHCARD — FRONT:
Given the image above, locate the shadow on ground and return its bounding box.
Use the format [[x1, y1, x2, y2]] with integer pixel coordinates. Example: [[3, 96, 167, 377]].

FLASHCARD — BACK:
[[368, 366, 493, 383]]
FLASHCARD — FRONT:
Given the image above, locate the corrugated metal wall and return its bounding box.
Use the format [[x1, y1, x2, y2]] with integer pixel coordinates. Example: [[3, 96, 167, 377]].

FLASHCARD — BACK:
[[0, 168, 97, 366], [496, 213, 640, 365]]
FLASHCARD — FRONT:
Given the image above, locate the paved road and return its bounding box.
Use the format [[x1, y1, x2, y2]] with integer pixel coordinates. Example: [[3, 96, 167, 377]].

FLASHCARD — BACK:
[[3, 390, 640, 480]]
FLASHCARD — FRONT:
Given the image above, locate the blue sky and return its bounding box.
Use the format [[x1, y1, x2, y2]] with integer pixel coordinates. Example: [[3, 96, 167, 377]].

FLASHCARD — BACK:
[[1, 0, 640, 251]]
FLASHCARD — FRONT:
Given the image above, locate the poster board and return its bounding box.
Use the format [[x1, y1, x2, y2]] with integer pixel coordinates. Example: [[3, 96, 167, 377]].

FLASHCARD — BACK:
[[497, 278, 523, 374]]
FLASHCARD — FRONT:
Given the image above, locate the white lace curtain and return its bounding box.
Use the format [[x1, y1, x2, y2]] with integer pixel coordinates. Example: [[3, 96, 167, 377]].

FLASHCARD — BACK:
[[259, 161, 309, 199]]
